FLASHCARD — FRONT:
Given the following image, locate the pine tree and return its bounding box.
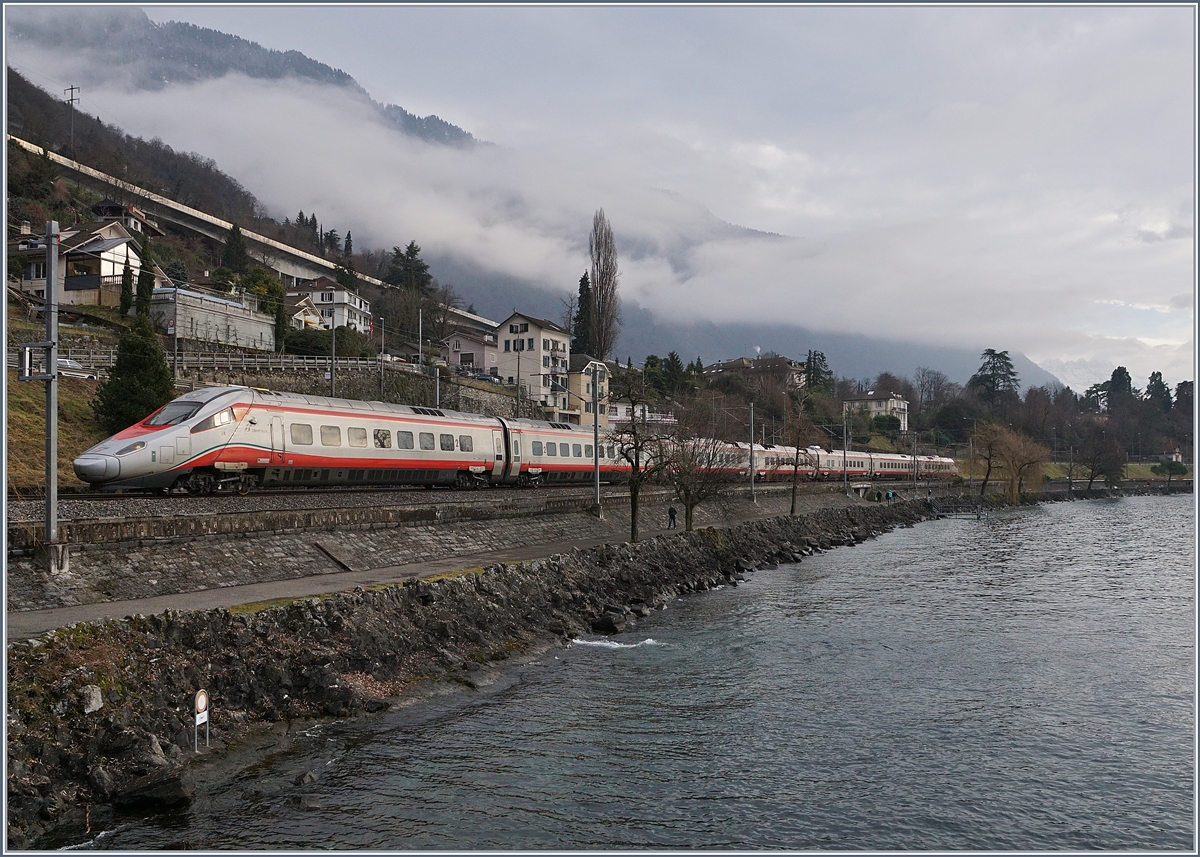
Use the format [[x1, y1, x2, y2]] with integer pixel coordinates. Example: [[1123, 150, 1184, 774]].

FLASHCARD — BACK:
[[967, 349, 1020, 413], [118, 262, 133, 316], [163, 259, 189, 286], [222, 223, 250, 275], [91, 314, 175, 434]]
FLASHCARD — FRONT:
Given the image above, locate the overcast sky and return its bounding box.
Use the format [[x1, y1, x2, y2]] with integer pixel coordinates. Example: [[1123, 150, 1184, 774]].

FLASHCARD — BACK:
[[8, 4, 1195, 389]]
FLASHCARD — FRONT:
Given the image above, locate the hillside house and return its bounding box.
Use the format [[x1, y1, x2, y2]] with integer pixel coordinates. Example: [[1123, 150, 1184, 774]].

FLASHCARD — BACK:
[[8, 220, 168, 306], [289, 276, 371, 331], [496, 312, 573, 420], [842, 390, 909, 432]]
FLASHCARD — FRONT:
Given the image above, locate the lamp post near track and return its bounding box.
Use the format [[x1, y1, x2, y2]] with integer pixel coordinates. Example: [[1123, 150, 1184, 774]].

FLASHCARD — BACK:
[[379, 316, 385, 399]]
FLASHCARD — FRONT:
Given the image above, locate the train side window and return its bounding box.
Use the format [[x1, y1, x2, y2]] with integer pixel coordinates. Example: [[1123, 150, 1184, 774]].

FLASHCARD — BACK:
[[373, 429, 392, 449], [546, 442, 557, 456], [290, 423, 313, 445], [440, 434, 455, 451], [513, 440, 520, 457], [348, 427, 367, 447], [419, 432, 435, 450], [607, 445, 616, 459], [573, 444, 582, 457], [190, 407, 235, 433], [397, 431, 414, 449], [320, 426, 341, 446], [585, 445, 593, 458], [532, 441, 543, 456], [459, 435, 473, 452]]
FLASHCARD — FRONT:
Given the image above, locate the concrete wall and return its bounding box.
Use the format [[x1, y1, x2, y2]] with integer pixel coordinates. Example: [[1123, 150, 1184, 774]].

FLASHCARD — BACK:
[[151, 290, 276, 352]]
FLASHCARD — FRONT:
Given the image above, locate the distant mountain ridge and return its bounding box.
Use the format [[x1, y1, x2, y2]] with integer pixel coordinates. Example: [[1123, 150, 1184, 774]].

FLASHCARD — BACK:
[[5, 5, 479, 147]]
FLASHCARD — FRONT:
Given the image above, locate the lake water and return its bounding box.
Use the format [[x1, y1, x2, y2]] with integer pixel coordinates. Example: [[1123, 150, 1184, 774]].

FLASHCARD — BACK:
[[71, 495, 1195, 850]]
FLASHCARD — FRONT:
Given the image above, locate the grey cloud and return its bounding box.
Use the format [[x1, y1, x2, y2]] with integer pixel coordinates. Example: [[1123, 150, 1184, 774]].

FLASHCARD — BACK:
[[5, 6, 1192, 385]]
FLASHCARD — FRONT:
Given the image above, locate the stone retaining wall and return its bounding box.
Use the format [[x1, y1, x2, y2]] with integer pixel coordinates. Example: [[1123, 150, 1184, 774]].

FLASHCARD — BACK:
[[5, 487, 824, 612], [5, 501, 934, 847]]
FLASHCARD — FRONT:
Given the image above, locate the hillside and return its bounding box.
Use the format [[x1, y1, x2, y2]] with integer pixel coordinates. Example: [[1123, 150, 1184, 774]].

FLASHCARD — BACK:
[[6, 5, 477, 147]]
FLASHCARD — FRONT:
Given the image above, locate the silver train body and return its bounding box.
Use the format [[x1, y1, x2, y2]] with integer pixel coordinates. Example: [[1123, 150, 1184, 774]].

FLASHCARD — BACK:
[[74, 386, 957, 493]]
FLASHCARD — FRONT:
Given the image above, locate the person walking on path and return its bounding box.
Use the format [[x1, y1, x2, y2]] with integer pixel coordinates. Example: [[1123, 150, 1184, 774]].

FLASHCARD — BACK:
[[668, 506, 678, 529]]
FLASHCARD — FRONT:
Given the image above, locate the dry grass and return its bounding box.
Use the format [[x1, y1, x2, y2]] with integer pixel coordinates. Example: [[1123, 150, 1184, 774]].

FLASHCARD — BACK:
[[6, 369, 110, 493]]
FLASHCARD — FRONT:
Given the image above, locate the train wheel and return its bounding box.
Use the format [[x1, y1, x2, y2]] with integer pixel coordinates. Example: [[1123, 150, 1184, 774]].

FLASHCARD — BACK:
[[455, 473, 472, 490]]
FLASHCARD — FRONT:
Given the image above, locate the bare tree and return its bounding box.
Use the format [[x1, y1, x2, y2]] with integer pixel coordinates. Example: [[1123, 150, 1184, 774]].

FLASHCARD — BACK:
[[994, 430, 1050, 503], [668, 396, 736, 531], [588, 208, 622, 360], [424, 281, 464, 347], [609, 368, 672, 542], [784, 394, 821, 515], [559, 291, 577, 338], [970, 422, 1006, 496]]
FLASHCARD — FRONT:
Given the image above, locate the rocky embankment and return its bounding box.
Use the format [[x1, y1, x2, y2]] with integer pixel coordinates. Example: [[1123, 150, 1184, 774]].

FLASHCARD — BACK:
[[6, 501, 935, 848]]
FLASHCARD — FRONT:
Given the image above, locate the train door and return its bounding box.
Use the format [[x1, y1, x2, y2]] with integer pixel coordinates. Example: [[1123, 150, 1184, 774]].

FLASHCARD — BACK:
[[491, 429, 506, 481], [270, 415, 285, 463]]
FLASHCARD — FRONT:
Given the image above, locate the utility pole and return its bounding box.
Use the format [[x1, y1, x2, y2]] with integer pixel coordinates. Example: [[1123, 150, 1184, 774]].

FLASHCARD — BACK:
[[379, 316, 385, 399], [329, 314, 336, 397], [749, 401, 755, 503], [842, 418, 849, 495], [592, 363, 602, 515], [45, 222, 60, 546], [64, 86, 79, 154]]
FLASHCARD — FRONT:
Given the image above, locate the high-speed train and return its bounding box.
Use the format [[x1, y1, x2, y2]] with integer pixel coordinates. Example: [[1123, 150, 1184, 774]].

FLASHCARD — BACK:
[[73, 385, 957, 493]]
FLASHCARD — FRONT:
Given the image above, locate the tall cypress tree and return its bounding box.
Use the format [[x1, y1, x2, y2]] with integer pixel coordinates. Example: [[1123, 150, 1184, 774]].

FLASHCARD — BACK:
[[572, 272, 593, 356], [118, 262, 133, 316], [135, 266, 155, 317]]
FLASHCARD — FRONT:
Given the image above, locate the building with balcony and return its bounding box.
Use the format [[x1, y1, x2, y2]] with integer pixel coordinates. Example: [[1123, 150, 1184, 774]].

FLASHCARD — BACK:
[[608, 400, 678, 429], [8, 220, 168, 306], [495, 312, 574, 421], [288, 276, 371, 331], [842, 390, 909, 432], [566, 354, 611, 429], [704, 354, 807, 390]]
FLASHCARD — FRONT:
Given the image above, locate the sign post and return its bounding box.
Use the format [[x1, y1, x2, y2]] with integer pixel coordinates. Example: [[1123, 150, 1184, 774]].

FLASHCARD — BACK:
[[194, 689, 209, 752]]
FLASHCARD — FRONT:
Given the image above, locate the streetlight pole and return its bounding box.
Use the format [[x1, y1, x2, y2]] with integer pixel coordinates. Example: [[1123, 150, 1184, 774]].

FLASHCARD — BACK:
[[592, 364, 602, 514], [379, 316, 385, 399], [749, 401, 756, 503], [842, 417, 848, 495]]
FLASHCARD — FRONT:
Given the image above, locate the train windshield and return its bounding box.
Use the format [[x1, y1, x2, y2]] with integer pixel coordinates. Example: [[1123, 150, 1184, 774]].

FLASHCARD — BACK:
[[145, 401, 204, 426]]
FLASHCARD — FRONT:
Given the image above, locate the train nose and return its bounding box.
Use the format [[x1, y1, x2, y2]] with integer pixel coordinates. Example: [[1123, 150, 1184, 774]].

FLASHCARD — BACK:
[[73, 454, 119, 483]]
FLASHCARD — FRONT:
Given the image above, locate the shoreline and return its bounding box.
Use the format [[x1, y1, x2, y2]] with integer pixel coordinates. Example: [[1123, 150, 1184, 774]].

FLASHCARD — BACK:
[[6, 489, 1189, 848], [8, 498, 936, 848]]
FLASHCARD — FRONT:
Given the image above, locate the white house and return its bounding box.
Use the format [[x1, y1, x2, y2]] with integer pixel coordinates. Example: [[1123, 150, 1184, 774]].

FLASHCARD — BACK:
[[842, 391, 909, 433], [285, 293, 325, 330], [288, 276, 371, 331], [8, 220, 167, 306], [495, 312, 573, 420]]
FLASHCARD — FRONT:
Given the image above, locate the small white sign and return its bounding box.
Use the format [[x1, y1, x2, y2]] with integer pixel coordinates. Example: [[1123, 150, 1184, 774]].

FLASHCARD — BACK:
[[195, 689, 209, 725]]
